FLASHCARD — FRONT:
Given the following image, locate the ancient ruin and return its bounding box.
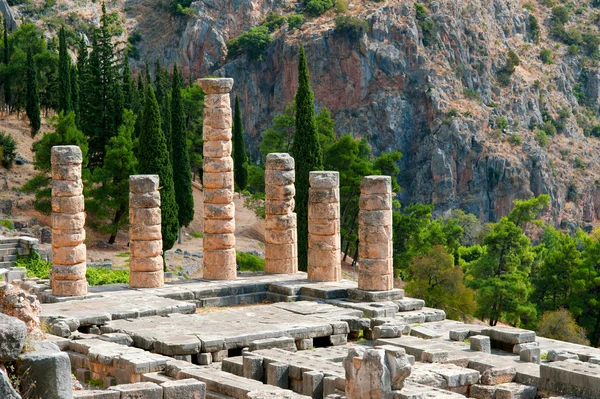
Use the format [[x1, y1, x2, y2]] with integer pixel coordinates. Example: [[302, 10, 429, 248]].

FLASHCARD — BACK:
[[265, 153, 298, 274], [129, 175, 164, 288], [357, 176, 393, 292], [308, 171, 341, 282], [198, 78, 237, 280], [50, 145, 87, 297]]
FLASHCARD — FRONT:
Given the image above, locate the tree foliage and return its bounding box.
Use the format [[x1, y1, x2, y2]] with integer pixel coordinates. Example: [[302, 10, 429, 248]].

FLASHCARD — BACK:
[[233, 95, 249, 193], [25, 47, 40, 137]]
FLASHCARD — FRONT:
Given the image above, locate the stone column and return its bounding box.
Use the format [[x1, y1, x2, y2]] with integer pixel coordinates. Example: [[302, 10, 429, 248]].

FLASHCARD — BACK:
[[265, 153, 297, 274], [198, 78, 236, 280], [307, 171, 341, 282], [129, 175, 164, 288], [357, 176, 393, 291], [51, 145, 87, 296]]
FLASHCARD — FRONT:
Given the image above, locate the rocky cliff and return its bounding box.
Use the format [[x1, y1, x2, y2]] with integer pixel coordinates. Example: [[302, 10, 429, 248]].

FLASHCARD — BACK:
[[13, 0, 600, 227]]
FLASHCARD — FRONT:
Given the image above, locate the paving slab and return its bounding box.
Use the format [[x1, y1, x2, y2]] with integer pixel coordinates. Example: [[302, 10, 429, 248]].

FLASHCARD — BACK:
[[103, 303, 354, 355]]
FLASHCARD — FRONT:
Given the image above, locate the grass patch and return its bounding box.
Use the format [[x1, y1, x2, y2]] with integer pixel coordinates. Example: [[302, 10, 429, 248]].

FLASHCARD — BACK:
[[236, 251, 265, 272], [190, 232, 203, 239], [86, 268, 129, 286], [116, 252, 130, 258], [540, 351, 548, 360], [86, 378, 103, 388], [0, 219, 14, 229], [15, 252, 51, 279], [463, 338, 471, 344]]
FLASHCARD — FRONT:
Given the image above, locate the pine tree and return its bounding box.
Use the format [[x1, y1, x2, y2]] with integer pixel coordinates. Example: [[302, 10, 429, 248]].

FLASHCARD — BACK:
[[290, 46, 323, 271], [88, 110, 138, 244], [170, 66, 194, 242], [3, 19, 11, 114], [25, 47, 40, 137], [58, 26, 72, 114], [232, 95, 248, 195], [70, 65, 80, 127], [138, 84, 179, 264]]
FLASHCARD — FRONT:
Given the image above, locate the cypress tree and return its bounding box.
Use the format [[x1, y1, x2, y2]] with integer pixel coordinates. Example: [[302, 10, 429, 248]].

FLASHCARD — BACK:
[[138, 84, 179, 264], [25, 47, 40, 137], [290, 46, 323, 271], [71, 65, 80, 127], [154, 60, 172, 156], [232, 95, 248, 195], [122, 55, 132, 109], [3, 19, 11, 114], [134, 76, 144, 138], [82, 33, 105, 167], [170, 66, 194, 242], [58, 26, 72, 114]]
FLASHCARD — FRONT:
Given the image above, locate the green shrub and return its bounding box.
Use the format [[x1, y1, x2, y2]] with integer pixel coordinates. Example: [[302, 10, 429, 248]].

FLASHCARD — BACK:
[[0, 219, 13, 229], [262, 12, 286, 32], [335, 0, 348, 13], [414, 2, 428, 19], [496, 116, 509, 130], [528, 14, 541, 43], [190, 232, 203, 238], [447, 108, 458, 117], [573, 156, 586, 169], [540, 48, 553, 64], [568, 45, 581, 55], [523, 2, 535, 12], [15, 252, 51, 279], [236, 251, 265, 272], [86, 268, 130, 286], [304, 0, 333, 16], [463, 88, 480, 100], [169, 0, 194, 16], [583, 33, 600, 58], [590, 124, 600, 137], [567, 183, 578, 201], [288, 14, 304, 29], [414, 3, 438, 47], [334, 16, 368, 40], [508, 134, 523, 145], [497, 50, 520, 86], [542, 121, 557, 136], [551, 6, 569, 24], [0, 132, 17, 169], [535, 130, 549, 146], [227, 26, 273, 61]]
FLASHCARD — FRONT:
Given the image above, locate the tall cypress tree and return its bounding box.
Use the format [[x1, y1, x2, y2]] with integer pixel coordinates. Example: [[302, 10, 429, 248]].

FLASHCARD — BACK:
[[25, 47, 40, 137], [232, 95, 248, 195], [3, 19, 11, 114], [82, 33, 105, 167], [58, 26, 72, 114], [290, 46, 323, 271], [138, 84, 179, 263], [154, 60, 172, 156], [122, 55, 132, 109], [171, 66, 194, 242], [71, 65, 80, 126]]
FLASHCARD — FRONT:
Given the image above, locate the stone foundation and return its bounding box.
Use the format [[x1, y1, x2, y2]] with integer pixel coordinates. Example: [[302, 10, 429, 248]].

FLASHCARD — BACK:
[[51, 145, 87, 296], [307, 171, 341, 282], [265, 153, 297, 274], [198, 78, 236, 280], [129, 175, 164, 288], [357, 176, 393, 291]]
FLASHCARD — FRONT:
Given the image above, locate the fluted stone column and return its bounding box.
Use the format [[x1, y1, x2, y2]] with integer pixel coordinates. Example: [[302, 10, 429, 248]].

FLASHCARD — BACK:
[[51, 145, 87, 296], [129, 175, 164, 288], [198, 78, 236, 280], [357, 176, 393, 291], [265, 153, 297, 274], [307, 171, 341, 282]]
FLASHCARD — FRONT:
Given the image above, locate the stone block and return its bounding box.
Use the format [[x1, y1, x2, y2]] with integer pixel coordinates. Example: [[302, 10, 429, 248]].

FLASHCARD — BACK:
[[203, 139, 232, 158], [203, 157, 234, 173], [265, 228, 297, 245], [198, 78, 233, 95], [52, 263, 87, 280], [130, 207, 161, 226], [266, 362, 289, 389], [202, 233, 236, 250], [212, 349, 228, 362], [481, 326, 536, 345], [52, 212, 85, 230], [73, 390, 120, 399], [109, 382, 163, 399], [302, 371, 324, 399], [51, 145, 83, 164], [410, 326, 442, 339], [203, 126, 232, 141], [481, 367, 516, 385], [203, 188, 234, 204], [204, 93, 231, 108], [266, 214, 297, 230], [52, 244, 86, 265], [329, 334, 347, 346], [203, 171, 234, 190], [266, 153, 294, 170], [52, 229, 86, 247], [470, 384, 497, 399], [357, 273, 393, 291], [520, 347, 541, 364], [161, 378, 207, 399], [52, 195, 85, 213], [222, 357, 244, 376], [470, 335, 491, 353], [360, 176, 391, 195], [129, 271, 164, 288], [359, 193, 392, 211], [373, 324, 404, 340], [265, 199, 295, 215], [512, 341, 539, 354], [129, 224, 161, 241], [203, 218, 235, 234], [129, 255, 163, 272], [358, 209, 393, 227], [130, 192, 161, 208], [53, 179, 83, 196], [130, 241, 163, 258], [296, 338, 313, 351], [17, 341, 73, 399], [358, 224, 393, 244], [243, 355, 264, 381], [0, 313, 27, 362], [309, 171, 339, 189], [130, 175, 160, 194], [52, 278, 88, 296], [197, 353, 212, 365], [250, 337, 296, 352], [540, 359, 600, 396], [449, 329, 471, 342], [495, 382, 537, 399], [203, 107, 232, 129]]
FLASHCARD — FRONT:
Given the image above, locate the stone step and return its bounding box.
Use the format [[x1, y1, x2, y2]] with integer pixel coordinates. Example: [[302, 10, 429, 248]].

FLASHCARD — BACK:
[[396, 297, 425, 311], [0, 243, 19, 249], [0, 254, 17, 262], [0, 239, 21, 245], [0, 247, 18, 256], [0, 261, 15, 269]]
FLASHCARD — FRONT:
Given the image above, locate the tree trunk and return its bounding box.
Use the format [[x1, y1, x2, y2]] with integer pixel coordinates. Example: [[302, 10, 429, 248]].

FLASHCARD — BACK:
[[108, 209, 123, 244], [178, 225, 183, 245]]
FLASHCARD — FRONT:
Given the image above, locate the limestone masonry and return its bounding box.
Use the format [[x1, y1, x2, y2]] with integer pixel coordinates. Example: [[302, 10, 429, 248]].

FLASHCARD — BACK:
[[308, 171, 341, 282], [129, 175, 164, 288], [265, 153, 298, 274], [198, 78, 237, 280], [50, 145, 87, 297], [358, 176, 394, 291]]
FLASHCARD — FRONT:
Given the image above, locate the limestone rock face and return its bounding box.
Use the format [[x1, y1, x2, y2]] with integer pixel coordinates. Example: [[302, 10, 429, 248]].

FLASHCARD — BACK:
[[0, 313, 27, 362], [265, 153, 297, 274], [0, 284, 44, 339]]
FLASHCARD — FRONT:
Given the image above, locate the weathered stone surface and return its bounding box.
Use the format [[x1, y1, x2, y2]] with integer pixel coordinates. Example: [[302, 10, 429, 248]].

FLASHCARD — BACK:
[[130, 271, 164, 288], [204, 203, 235, 219], [203, 188, 234, 204], [129, 192, 161, 208], [309, 171, 339, 189], [481, 326, 536, 345], [130, 240, 163, 258], [0, 313, 27, 361], [52, 179, 84, 197], [203, 139, 232, 158], [520, 347, 541, 364], [204, 157, 234, 173], [360, 176, 391, 195], [161, 378, 206, 399], [52, 244, 86, 265], [203, 233, 236, 250], [203, 126, 232, 141], [129, 225, 162, 241], [51, 163, 82, 181], [203, 107, 233, 129], [471, 335, 491, 353], [0, 369, 20, 399], [198, 78, 233, 94], [52, 195, 85, 214], [129, 175, 160, 194], [51, 279, 88, 296], [481, 367, 516, 385], [266, 153, 295, 170], [130, 207, 161, 226], [540, 360, 600, 397], [52, 212, 85, 230], [17, 341, 73, 399], [109, 382, 163, 399], [495, 382, 537, 399], [129, 255, 164, 272], [266, 362, 290, 389], [51, 145, 82, 165], [203, 249, 237, 280], [204, 218, 236, 234], [51, 262, 87, 280]]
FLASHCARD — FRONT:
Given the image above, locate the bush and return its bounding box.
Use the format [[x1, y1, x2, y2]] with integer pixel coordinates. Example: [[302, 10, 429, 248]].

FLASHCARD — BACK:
[[573, 156, 586, 169], [304, 0, 333, 16], [497, 50, 519, 85], [0, 132, 17, 169], [540, 48, 553, 64], [508, 133, 523, 145], [262, 12, 286, 32], [236, 251, 265, 272], [535, 130, 549, 146], [567, 183, 578, 202], [86, 268, 129, 286], [537, 309, 590, 345], [528, 15, 541, 43], [583, 33, 600, 58], [288, 14, 304, 29], [334, 16, 368, 40], [335, 0, 348, 13], [463, 88, 480, 101], [496, 116, 509, 130], [227, 26, 273, 61], [551, 6, 569, 24], [169, 0, 194, 16], [15, 252, 51, 279], [590, 124, 600, 137]]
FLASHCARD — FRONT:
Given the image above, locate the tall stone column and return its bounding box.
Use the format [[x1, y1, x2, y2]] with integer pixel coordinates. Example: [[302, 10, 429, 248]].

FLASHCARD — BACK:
[[51, 145, 87, 296], [265, 153, 297, 274], [307, 171, 341, 282], [129, 175, 164, 288], [357, 176, 393, 291], [198, 78, 236, 280]]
